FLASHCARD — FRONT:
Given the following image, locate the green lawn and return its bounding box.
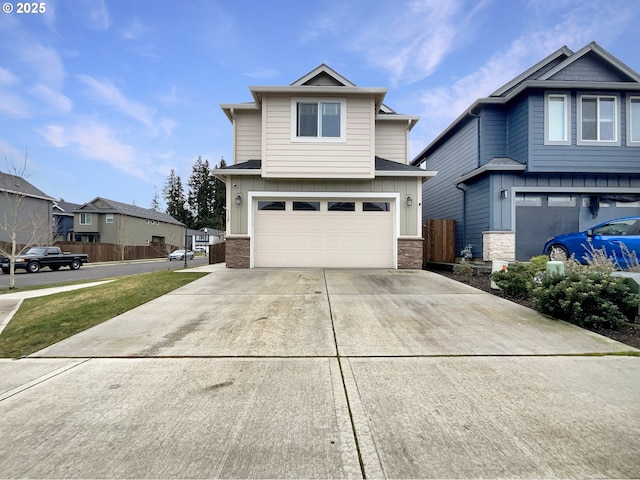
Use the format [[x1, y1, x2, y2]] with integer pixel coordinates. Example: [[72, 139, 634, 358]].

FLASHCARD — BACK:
[[0, 270, 207, 358]]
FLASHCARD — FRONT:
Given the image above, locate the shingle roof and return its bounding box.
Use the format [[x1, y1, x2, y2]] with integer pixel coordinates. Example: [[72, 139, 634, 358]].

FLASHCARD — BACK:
[[75, 197, 183, 225], [0, 171, 54, 201], [218, 157, 426, 172]]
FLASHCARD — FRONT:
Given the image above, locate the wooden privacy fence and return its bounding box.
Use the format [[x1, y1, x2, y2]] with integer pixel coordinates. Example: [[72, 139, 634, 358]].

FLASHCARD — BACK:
[[423, 219, 455, 266], [54, 241, 178, 263], [209, 242, 225, 264]]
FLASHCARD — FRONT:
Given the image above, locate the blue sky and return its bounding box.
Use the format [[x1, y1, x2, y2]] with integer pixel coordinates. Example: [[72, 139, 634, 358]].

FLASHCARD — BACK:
[[1, 0, 639, 208]]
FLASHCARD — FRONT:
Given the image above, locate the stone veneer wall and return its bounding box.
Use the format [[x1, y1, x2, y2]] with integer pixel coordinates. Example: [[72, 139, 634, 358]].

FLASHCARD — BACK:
[[398, 238, 423, 269], [482, 231, 515, 261], [225, 237, 250, 268]]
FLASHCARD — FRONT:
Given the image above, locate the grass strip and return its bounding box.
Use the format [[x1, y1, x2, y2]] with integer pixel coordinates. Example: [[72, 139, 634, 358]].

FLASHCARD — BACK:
[[0, 270, 207, 358]]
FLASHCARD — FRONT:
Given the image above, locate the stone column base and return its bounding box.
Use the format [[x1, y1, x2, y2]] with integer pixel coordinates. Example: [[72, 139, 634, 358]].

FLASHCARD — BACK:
[[225, 237, 250, 268], [398, 238, 424, 269], [482, 231, 515, 261]]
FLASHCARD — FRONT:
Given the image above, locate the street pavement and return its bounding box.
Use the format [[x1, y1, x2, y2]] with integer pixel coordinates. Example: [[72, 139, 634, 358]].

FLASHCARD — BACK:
[[0, 268, 639, 478]]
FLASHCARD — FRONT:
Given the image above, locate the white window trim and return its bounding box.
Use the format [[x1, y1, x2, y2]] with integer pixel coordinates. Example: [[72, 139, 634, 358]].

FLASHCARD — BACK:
[[627, 95, 640, 146], [79, 213, 92, 225], [544, 93, 571, 145], [577, 93, 620, 145], [105, 213, 114, 223], [290, 97, 346, 143]]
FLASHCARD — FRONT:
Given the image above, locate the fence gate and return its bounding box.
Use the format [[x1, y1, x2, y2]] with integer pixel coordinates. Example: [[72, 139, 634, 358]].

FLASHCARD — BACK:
[[423, 219, 455, 266]]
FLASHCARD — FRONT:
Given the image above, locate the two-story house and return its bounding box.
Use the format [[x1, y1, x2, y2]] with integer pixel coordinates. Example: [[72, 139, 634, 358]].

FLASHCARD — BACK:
[[411, 42, 640, 262], [213, 64, 435, 268], [73, 197, 184, 248]]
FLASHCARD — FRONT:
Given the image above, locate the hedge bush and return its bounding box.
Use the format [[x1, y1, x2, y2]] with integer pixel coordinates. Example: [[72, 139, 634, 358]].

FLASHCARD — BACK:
[[532, 271, 640, 329], [489, 256, 548, 298]]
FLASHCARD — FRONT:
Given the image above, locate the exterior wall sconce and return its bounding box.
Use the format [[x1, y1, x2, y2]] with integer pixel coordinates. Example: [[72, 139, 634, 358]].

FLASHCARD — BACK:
[[499, 189, 509, 200], [235, 193, 242, 205], [406, 195, 413, 206]]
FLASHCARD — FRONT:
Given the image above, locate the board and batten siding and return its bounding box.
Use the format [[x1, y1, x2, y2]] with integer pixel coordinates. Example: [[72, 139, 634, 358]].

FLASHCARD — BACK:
[[506, 96, 529, 163], [421, 118, 478, 248], [227, 176, 420, 236], [375, 121, 409, 163], [234, 110, 261, 163], [528, 91, 640, 174], [261, 94, 375, 178], [480, 107, 507, 166]]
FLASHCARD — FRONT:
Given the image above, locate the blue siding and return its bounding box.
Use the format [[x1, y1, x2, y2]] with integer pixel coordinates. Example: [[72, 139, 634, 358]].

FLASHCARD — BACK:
[[421, 118, 478, 252], [548, 52, 632, 82], [465, 176, 490, 257], [506, 97, 529, 163], [529, 92, 640, 173], [480, 108, 506, 166]]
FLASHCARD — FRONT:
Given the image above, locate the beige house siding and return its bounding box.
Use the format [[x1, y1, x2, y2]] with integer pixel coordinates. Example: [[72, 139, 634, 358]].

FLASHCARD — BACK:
[[227, 175, 421, 237], [235, 109, 262, 162], [261, 95, 375, 178], [375, 121, 409, 163]]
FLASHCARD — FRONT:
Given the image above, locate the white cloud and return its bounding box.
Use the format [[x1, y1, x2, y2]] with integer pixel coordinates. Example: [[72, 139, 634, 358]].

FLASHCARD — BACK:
[[77, 74, 160, 132], [0, 92, 31, 118], [13, 42, 65, 87], [243, 68, 280, 80], [76, 0, 111, 31], [39, 121, 145, 179], [29, 84, 72, 114], [0, 67, 19, 85]]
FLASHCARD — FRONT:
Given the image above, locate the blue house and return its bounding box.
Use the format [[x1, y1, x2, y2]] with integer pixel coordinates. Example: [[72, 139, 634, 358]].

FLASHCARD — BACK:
[[411, 42, 640, 262]]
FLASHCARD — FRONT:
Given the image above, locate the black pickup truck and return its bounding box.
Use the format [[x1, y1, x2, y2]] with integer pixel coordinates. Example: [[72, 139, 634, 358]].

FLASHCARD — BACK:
[[1, 246, 89, 273]]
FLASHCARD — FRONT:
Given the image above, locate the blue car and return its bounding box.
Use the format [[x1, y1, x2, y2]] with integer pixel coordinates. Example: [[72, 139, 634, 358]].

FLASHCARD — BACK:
[[544, 216, 640, 269]]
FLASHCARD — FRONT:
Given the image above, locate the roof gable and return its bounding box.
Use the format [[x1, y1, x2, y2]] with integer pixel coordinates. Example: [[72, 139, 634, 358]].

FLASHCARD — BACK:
[[291, 64, 356, 87], [540, 42, 640, 83], [0, 171, 54, 201]]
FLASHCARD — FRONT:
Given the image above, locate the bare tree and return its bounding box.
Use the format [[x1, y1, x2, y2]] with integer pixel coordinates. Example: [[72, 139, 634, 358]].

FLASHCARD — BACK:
[[0, 155, 54, 289]]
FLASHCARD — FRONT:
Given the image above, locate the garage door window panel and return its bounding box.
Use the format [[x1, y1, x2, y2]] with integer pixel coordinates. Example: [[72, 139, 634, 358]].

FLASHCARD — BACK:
[[328, 202, 355, 211], [363, 202, 390, 212], [293, 201, 320, 211], [258, 201, 286, 211]]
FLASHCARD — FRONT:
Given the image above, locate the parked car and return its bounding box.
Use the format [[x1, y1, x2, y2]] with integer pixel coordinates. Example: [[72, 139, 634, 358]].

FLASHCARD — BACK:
[[1, 246, 89, 273], [544, 216, 640, 268], [168, 249, 194, 261]]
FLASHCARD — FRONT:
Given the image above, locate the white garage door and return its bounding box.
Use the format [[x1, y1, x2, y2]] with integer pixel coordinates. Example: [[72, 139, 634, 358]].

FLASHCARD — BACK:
[[253, 199, 395, 268]]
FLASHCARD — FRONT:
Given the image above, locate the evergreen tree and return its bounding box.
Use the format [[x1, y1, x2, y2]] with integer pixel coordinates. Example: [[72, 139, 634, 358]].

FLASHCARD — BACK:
[[187, 156, 215, 229], [162, 169, 186, 221], [211, 157, 227, 230], [150, 187, 161, 211]]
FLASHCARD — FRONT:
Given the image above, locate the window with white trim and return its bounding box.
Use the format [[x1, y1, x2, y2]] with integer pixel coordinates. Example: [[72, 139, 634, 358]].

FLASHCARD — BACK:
[[291, 98, 345, 141], [628, 96, 640, 145], [578, 94, 618, 144], [545, 93, 570, 145], [79, 213, 92, 225], [105, 213, 114, 223]]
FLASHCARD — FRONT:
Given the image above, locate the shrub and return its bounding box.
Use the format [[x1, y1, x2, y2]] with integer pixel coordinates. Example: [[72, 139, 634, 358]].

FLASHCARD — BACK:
[[490, 256, 549, 298], [532, 271, 640, 329], [453, 258, 473, 281]]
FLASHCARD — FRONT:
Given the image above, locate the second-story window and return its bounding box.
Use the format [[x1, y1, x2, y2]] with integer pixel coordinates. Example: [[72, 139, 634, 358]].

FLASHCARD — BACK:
[[292, 98, 345, 142], [545, 93, 570, 145], [578, 94, 618, 144], [105, 213, 114, 223], [79, 213, 92, 225], [628, 96, 640, 145]]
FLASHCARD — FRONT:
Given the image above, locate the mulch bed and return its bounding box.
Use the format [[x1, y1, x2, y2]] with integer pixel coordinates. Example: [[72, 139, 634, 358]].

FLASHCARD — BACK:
[[430, 268, 640, 350]]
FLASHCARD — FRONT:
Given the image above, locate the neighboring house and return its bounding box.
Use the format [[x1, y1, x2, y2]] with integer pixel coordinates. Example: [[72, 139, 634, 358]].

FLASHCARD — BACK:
[[183, 227, 225, 253], [53, 199, 80, 241], [213, 64, 434, 268], [0, 171, 55, 246], [411, 42, 640, 262], [73, 197, 184, 247]]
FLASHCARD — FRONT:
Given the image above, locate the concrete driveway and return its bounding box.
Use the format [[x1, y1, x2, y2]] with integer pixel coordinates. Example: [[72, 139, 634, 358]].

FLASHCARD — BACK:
[[1, 268, 639, 478]]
